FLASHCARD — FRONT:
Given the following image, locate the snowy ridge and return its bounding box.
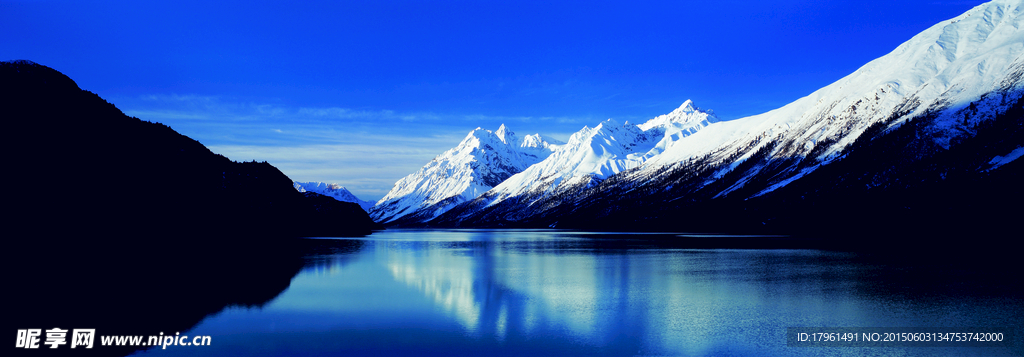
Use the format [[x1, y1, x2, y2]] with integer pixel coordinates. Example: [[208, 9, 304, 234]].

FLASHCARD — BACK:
[[293, 181, 375, 212], [606, 0, 1024, 196], [635, 0, 1024, 195], [475, 100, 718, 208], [369, 124, 563, 224]]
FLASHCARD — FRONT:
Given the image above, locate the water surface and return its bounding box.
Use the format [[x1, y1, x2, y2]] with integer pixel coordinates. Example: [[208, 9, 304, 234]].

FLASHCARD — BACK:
[[134, 229, 1022, 356]]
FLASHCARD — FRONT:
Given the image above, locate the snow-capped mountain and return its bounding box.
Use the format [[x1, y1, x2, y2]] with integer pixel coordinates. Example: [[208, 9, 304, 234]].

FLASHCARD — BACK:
[[294, 181, 375, 211], [369, 124, 563, 225], [638, 0, 1024, 193], [429, 0, 1024, 231], [474, 100, 717, 210]]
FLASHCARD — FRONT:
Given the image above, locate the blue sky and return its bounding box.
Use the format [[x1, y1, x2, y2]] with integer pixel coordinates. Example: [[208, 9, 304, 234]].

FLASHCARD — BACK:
[[2, 0, 986, 200]]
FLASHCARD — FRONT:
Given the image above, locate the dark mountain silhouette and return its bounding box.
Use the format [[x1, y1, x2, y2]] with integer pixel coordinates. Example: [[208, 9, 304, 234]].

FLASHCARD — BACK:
[[2, 60, 380, 240], [2, 60, 378, 356]]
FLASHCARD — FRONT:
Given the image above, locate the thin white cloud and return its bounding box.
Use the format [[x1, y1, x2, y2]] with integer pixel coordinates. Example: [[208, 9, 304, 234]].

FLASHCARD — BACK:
[[126, 110, 208, 121], [112, 94, 599, 200], [207, 142, 458, 201]]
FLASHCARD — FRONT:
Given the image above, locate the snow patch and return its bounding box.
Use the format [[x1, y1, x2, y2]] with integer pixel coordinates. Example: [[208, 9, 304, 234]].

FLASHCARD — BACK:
[[985, 146, 1024, 171]]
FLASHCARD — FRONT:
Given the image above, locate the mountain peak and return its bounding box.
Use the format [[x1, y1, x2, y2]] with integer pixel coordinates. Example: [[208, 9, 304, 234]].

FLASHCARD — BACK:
[[520, 133, 563, 149], [370, 123, 561, 224], [495, 124, 514, 144], [675, 99, 695, 113], [2, 60, 82, 93], [637, 100, 717, 132], [598, 118, 621, 128]]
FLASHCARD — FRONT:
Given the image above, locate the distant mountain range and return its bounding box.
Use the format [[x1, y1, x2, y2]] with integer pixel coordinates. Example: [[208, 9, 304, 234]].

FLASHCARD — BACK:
[[294, 181, 375, 211], [369, 0, 1023, 238]]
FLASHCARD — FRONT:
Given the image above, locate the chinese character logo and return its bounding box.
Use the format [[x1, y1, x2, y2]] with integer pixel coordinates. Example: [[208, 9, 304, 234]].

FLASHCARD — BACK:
[[15, 329, 41, 349], [71, 329, 96, 349], [44, 327, 68, 349]]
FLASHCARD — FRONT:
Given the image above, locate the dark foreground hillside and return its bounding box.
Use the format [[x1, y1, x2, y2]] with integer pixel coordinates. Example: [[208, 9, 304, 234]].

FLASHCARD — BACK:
[[2, 60, 378, 356], [2, 60, 380, 240]]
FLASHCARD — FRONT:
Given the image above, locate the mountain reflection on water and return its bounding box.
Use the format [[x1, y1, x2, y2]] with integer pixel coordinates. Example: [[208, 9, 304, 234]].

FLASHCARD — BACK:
[[8, 236, 365, 357], [131, 229, 1021, 356]]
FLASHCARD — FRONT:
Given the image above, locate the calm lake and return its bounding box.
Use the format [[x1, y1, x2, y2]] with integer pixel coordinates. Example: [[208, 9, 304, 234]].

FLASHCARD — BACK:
[[132, 229, 1022, 356]]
